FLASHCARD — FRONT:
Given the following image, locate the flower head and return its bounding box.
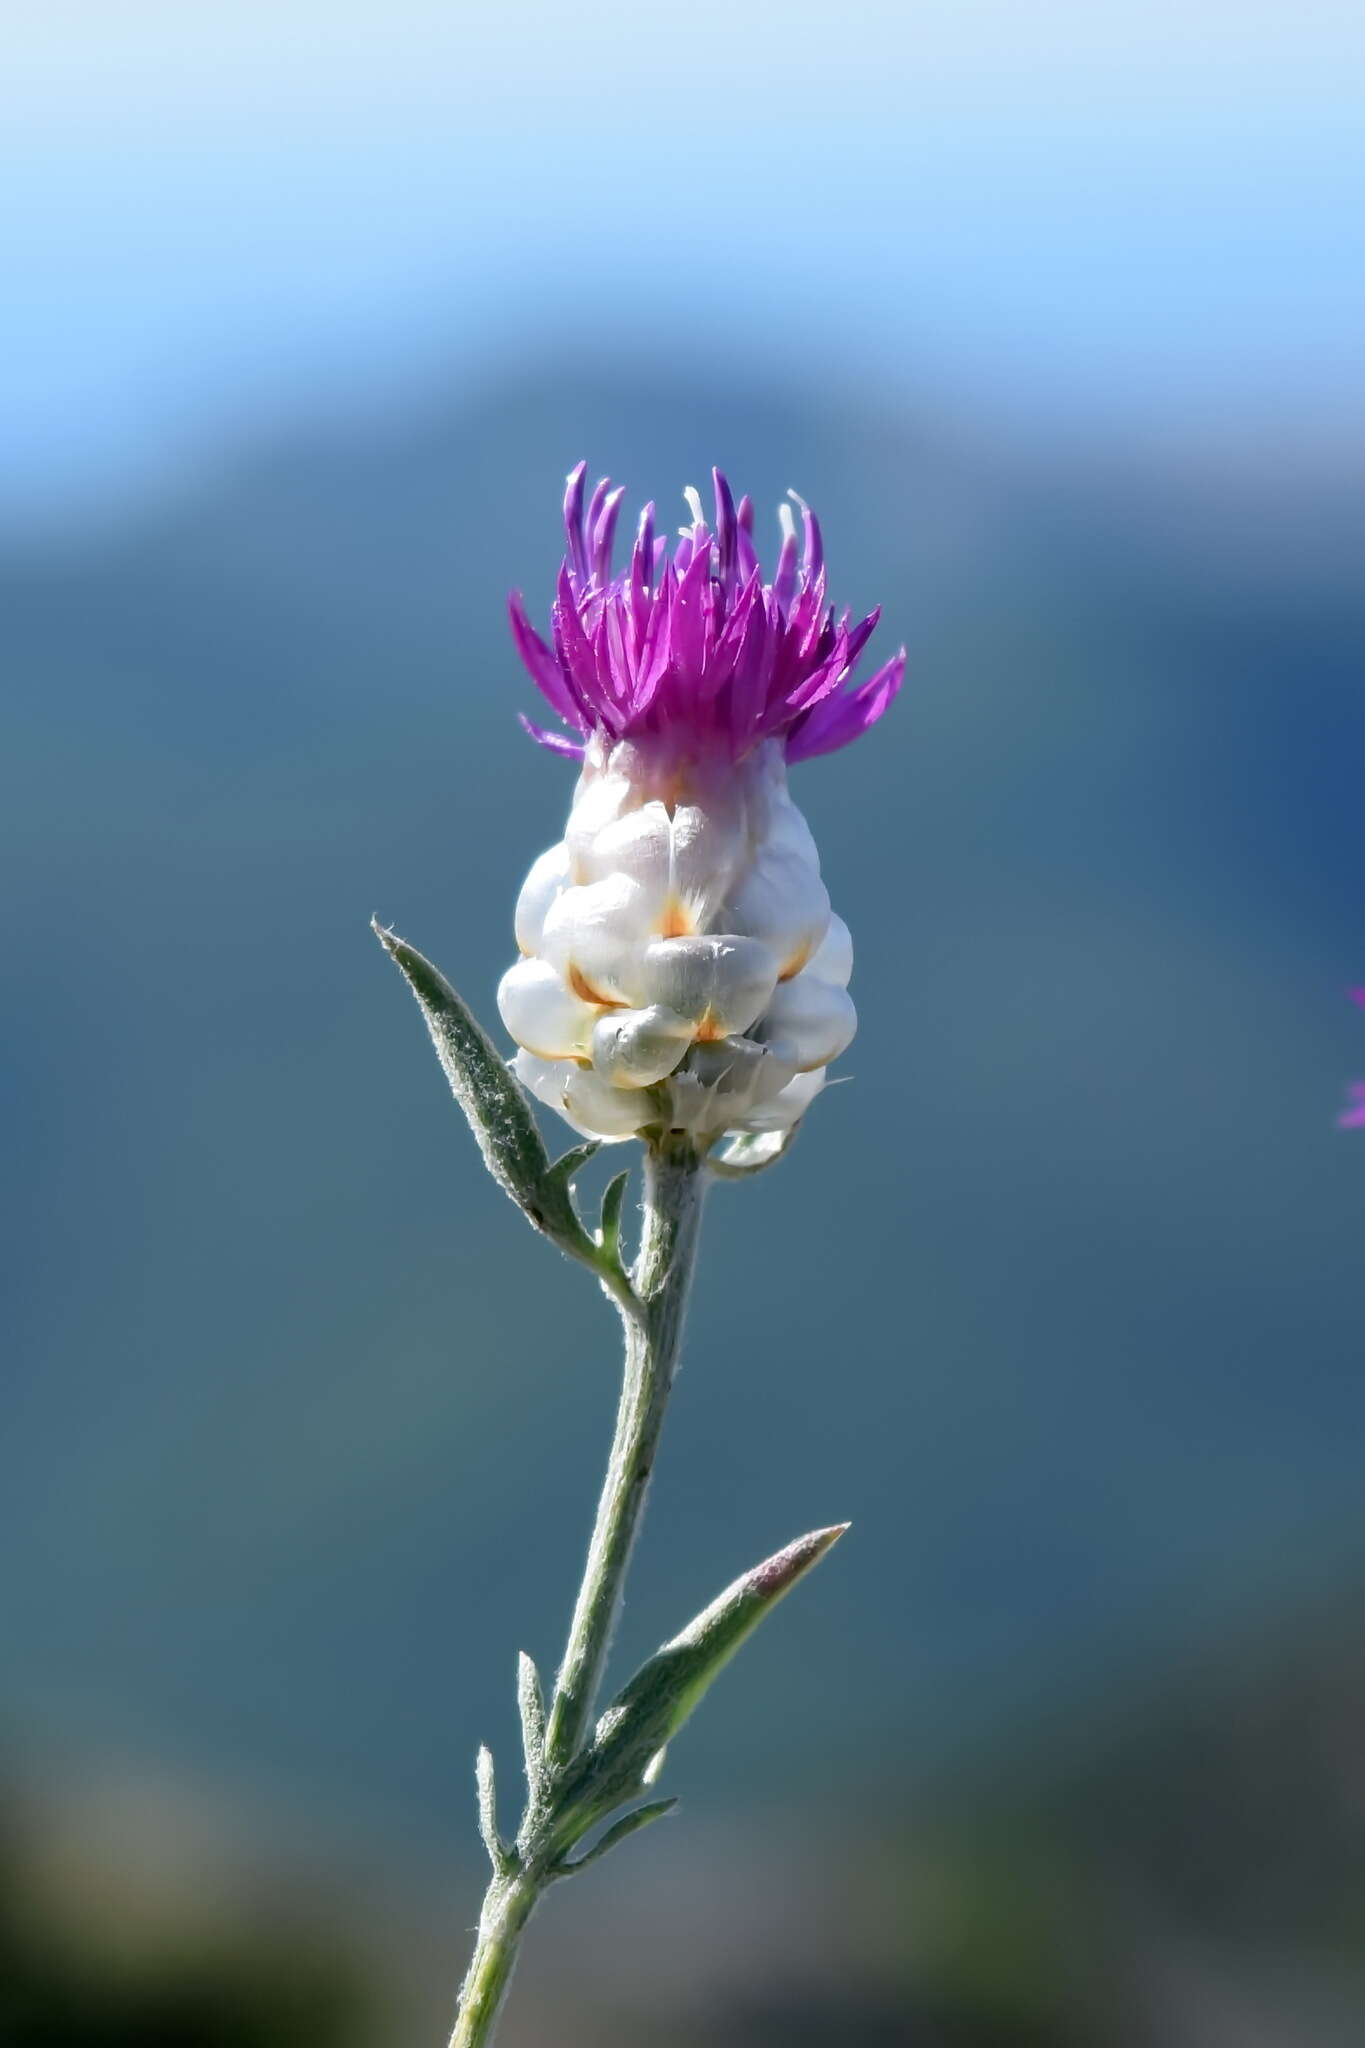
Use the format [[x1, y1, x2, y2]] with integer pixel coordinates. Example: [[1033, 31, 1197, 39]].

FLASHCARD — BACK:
[[509, 463, 904, 766], [499, 464, 903, 1146], [1341, 989, 1365, 1130]]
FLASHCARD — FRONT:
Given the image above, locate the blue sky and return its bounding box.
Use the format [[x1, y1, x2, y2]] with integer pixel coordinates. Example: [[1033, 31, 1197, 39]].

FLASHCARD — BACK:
[[7, 0, 1363, 524]]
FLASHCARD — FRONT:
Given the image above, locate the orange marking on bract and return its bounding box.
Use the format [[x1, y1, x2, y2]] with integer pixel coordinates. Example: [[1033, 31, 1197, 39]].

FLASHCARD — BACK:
[[568, 963, 623, 1008], [658, 896, 695, 939]]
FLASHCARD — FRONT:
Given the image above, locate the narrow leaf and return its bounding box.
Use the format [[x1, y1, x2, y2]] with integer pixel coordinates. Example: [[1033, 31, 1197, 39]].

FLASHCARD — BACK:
[[553, 1525, 848, 1834], [598, 1169, 630, 1266], [373, 922, 552, 1222], [517, 1651, 547, 1792], [557, 1798, 678, 1875], [542, 1140, 601, 1196], [604, 1524, 848, 1751], [475, 1745, 512, 1874]]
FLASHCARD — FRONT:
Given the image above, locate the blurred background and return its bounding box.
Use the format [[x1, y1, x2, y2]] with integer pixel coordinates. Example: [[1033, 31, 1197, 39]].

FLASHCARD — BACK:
[[4, 3, 1365, 2041]]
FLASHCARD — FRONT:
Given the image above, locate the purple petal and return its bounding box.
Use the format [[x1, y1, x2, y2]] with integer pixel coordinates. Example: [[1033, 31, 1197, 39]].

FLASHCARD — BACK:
[[629, 501, 656, 630], [842, 605, 881, 670], [771, 520, 799, 614], [712, 468, 738, 587], [672, 539, 713, 681], [1339, 1083, 1365, 1128], [602, 601, 634, 709], [729, 590, 773, 743], [562, 462, 588, 584], [518, 713, 586, 759], [507, 591, 586, 730], [583, 476, 611, 574], [634, 560, 677, 713], [707, 567, 762, 697], [786, 649, 906, 761], [591, 485, 626, 586], [553, 566, 610, 724]]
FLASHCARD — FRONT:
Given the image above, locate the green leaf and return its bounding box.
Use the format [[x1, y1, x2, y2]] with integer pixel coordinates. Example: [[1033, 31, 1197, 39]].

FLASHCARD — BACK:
[[598, 1169, 630, 1267], [376, 923, 642, 1311], [555, 1798, 678, 1876], [542, 1140, 601, 1197], [517, 1651, 547, 1794], [551, 1524, 848, 1840], [373, 921, 552, 1221], [475, 1745, 514, 1876]]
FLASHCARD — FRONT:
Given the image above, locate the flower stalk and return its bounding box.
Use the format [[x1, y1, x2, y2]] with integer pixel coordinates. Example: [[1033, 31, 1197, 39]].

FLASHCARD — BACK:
[[543, 1135, 706, 1774], [450, 1137, 704, 2048]]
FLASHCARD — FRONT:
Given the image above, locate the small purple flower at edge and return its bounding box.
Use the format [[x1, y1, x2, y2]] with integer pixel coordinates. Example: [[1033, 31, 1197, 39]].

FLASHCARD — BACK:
[[508, 463, 906, 766], [1342, 989, 1365, 1129]]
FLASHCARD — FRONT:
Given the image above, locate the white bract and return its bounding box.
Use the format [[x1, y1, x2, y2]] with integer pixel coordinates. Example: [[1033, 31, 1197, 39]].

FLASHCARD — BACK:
[[499, 735, 855, 1143]]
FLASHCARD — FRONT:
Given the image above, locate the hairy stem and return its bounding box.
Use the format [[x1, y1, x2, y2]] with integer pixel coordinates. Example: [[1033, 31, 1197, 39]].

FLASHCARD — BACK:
[[449, 1874, 538, 2048], [544, 1135, 705, 1770], [447, 1134, 706, 2048]]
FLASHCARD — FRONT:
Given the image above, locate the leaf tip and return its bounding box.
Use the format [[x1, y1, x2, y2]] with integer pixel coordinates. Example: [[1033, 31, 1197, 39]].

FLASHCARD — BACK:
[[747, 1522, 849, 1600]]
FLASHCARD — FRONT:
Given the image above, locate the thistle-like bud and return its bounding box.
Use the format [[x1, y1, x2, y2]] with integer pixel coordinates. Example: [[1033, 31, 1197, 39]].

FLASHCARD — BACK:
[[499, 466, 905, 1144]]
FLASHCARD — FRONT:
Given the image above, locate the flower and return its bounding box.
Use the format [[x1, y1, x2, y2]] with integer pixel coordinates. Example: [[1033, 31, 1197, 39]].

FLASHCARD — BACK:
[[1341, 990, 1365, 1130], [498, 466, 905, 1144], [509, 462, 904, 766]]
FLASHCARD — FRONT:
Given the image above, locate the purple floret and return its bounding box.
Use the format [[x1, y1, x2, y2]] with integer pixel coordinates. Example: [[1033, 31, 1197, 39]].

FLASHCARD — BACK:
[[509, 463, 905, 765], [1339, 989, 1365, 1128]]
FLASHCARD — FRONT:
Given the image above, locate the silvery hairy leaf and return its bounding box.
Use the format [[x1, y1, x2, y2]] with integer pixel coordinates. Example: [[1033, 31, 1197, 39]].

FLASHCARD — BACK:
[[548, 1524, 847, 1850]]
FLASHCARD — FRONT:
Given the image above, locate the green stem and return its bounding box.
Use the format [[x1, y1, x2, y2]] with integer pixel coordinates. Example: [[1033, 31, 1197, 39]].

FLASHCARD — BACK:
[[448, 1873, 538, 2048], [544, 1134, 705, 1770], [447, 1134, 706, 2048]]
